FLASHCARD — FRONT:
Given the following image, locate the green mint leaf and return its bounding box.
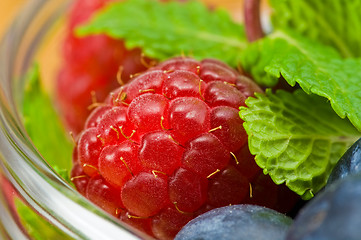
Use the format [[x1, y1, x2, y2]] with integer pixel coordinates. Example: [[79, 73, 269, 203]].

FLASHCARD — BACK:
[[241, 30, 361, 132], [22, 64, 73, 176], [240, 89, 360, 199], [77, 0, 247, 66], [270, 0, 361, 58], [14, 198, 72, 240], [53, 166, 72, 185]]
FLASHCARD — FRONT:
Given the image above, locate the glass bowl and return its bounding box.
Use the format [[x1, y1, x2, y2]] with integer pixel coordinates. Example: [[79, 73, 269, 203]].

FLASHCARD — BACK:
[[0, 0, 149, 239]]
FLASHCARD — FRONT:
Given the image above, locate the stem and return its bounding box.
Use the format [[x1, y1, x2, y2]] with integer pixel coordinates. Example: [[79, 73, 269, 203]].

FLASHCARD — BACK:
[[244, 0, 264, 42]]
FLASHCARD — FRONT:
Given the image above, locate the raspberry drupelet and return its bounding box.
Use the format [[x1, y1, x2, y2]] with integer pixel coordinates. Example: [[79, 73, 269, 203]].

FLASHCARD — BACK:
[[71, 57, 298, 239]]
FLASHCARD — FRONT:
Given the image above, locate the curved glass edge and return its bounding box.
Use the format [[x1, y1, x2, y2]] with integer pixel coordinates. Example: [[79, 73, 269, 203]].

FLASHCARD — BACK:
[[0, 0, 150, 239]]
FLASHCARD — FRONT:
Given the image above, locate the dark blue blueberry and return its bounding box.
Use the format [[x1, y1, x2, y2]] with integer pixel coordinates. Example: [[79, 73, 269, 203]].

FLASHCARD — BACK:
[[175, 204, 292, 240], [286, 173, 361, 240], [327, 138, 361, 185]]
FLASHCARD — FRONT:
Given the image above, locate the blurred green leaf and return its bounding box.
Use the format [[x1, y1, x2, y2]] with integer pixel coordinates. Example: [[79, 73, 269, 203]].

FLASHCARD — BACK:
[[15, 198, 72, 240], [22, 64, 73, 181], [270, 0, 361, 58]]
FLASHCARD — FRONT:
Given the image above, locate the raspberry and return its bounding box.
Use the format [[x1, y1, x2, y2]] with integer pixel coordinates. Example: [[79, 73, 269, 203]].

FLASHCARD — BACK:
[[56, 0, 246, 135], [56, 0, 148, 134], [71, 57, 297, 239], [86, 175, 123, 214], [169, 168, 208, 212]]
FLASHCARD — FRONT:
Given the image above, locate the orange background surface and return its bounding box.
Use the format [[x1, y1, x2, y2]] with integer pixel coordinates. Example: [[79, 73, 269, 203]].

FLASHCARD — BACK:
[[0, 0, 246, 37], [0, 0, 26, 37]]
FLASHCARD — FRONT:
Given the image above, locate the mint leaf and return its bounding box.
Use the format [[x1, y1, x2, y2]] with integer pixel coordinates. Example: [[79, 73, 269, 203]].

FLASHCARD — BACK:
[[22, 64, 73, 177], [270, 0, 361, 58], [14, 198, 71, 240], [241, 30, 361, 132], [77, 0, 247, 66], [240, 89, 360, 199], [53, 167, 72, 184]]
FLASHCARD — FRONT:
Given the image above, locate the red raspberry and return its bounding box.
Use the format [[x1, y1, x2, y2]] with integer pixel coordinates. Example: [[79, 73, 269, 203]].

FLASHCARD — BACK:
[[56, 0, 244, 135], [56, 0, 148, 134], [71, 57, 297, 239]]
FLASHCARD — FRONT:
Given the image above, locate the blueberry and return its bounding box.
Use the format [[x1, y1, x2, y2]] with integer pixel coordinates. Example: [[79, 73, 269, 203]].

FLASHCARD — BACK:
[[175, 204, 292, 240], [327, 138, 361, 185], [286, 173, 361, 240]]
